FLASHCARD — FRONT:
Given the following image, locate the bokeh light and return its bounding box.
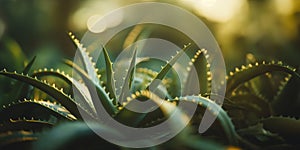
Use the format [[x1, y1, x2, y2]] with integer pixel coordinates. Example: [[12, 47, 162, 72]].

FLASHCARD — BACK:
[[0, 0, 300, 69], [184, 0, 246, 23]]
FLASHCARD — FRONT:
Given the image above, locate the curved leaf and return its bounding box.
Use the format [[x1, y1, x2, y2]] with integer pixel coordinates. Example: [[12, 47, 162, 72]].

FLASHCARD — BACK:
[[0, 118, 53, 133], [174, 95, 239, 145], [261, 116, 300, 140], [0, 130, 38, 149], [14, 56, 37, 101], [102, 47, 117, 104], [32, 69, 96, 114], [146, 43, 191, 90], [226, 62, 300, 95], [184, 49, 210, 95], [68, 32, 100, 85], [63, 59, 117, 116], [0, 71, 92, 119], [118, 48, 137, 104], [0, 99, 76, 121]]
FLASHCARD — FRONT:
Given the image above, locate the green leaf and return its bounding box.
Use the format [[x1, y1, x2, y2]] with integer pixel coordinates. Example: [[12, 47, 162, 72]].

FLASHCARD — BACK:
[[0, 118, 53, 133], [123, 24, 152, 49], [14, 56, 37, 101], [63, 59, 117, 116], [0, 130, 38, 149], [237, 123, 284, 144], [174, 95, 239, 145], [115, 90, 184, 128], [114, 102, 148, 127], [32, 69, 96, 114], [135, 58, 180, 98], [68, 32, 100, 85], [22, 56, 36, 75], [102, 47, 117, 104], [114, 90, 162, 127], [0, 99, 76, 122], [118, 48, 137, 104], [272, 74, 300, 116], [184, 49, 210, 95], [261, 116, 300, 139], [0, 71, 91, 120], [226, 62, 300, 95], [146, 43, 191, 91], [227, 93, 271, 117]]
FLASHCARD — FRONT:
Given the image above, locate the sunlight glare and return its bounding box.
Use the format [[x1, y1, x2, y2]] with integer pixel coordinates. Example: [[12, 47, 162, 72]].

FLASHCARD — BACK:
[[187, 0, 245, 23], [274, 0, 294, 15], [87, 11, 123, 33], [70, 0, 120, 31]]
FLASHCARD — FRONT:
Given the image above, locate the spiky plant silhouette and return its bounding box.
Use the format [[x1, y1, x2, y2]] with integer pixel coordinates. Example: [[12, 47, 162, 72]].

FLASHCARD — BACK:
[[0, 32, 299, 150]]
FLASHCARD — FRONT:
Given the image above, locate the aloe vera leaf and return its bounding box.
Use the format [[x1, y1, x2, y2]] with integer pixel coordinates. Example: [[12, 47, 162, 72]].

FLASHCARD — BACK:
[[132, 69, 172, 101], [22, 56, 36, 74], [120, 92, 240, 145], [68, 32, 100, 85], [0, 71, 91, 119], [135, 57, 166, 72], [244, 54, 276, 100], [123, 24, 152, 49], [135, 58, 180, 98], [115, 91, 165, 127], [114, 103, 148, 127], [227, 93, 271, 117], [102, 47, 117, 104], [14, 56, 37, 100], [273, 74, 292, 101], [63, 59, 117, 116], [0, 118, 53, 133], [224, 93, 272, 128], [166, 69, 181, 98], [226, 62, 300, 95], [237, 123, 284, 144], [261, 116, 300, 141], [272, 74, 300, 116], [0, 99, 76, 122], [146, 43, 192, 91], [184, 49, 210, 95], [32, 69, 72, 85], [63, 59, 90, 80], [64, 59, 117, 116], [174, 95, 238, 145], [76, 73, 116, 117], [115, 90, 182, 128], [0, 130, 38, 149], [249, 74, 276, 101], [32, 69, 96, 114], [118, 48, 137, 104]]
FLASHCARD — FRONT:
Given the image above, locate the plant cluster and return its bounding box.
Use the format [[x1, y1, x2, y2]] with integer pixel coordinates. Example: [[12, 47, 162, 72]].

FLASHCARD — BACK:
[[0, 32, 299, 150]]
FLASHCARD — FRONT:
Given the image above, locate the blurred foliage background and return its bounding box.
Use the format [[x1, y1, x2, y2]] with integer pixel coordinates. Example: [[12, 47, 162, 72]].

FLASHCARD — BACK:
[[0, 0, 299, 71]]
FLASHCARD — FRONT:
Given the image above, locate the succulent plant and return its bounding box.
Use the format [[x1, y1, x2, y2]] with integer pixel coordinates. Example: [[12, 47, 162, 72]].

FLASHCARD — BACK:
[[0, 31, 299, 150]]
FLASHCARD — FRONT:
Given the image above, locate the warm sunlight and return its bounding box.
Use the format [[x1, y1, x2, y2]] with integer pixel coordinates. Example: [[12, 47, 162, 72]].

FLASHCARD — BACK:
[[87, 11, 123, 33], [274, 0, 294, 15], [184, 0, 246, 23], [70, 0, 120, 31]]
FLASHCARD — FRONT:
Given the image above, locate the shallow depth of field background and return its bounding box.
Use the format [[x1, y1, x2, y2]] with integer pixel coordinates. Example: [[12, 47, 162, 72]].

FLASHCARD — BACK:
[[0, 0, 299, 71]]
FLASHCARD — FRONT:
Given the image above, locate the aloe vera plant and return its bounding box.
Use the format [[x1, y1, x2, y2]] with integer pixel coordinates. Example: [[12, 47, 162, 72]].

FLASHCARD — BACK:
[[0, 31, 299, 150]]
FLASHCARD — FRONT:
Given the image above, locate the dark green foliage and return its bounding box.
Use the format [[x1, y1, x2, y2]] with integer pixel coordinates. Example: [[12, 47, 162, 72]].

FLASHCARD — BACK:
[[0, 31, 299, 150]]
